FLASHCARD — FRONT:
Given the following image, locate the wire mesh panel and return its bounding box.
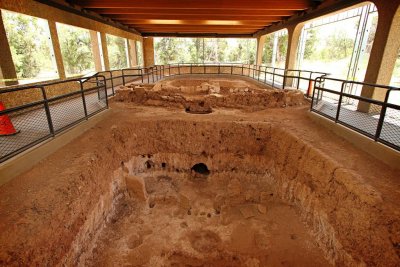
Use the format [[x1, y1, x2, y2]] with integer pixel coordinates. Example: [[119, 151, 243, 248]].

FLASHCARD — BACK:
[[0, 103, 52, 161], [205, 66, 219, 74], [48, 93, 86, 132], [232, 66, 243, 75], [220, 66, 232, 74], [122, 69, 142, 84], [180, 66, 191, 74], [191, 66, 204, 74], [312, 88, 339, 120], [311, 77, 400, 151], [84, 88, 107, 116], [338, 97, 380, 137], [379, 89, 400, 149]]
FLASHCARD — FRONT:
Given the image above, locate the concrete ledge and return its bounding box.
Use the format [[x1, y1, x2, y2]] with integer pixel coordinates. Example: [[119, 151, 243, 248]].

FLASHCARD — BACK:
[[0, 109, 112, 186], [308, 111, 400, 170]]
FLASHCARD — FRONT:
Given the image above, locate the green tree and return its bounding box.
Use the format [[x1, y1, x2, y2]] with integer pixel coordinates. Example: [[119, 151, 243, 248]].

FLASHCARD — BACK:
[[107, 35, 128, 69], [324, 29, 354, 60], [58, 24, 94, 75], [155, 37, 179, 64], [3, 12, 45, 78], [304, 29, 318, 60], [262, 35, 274, 64]]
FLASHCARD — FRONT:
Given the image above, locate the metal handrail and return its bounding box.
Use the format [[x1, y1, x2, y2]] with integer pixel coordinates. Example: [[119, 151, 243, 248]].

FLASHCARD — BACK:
[[311, 76, 400, 151], [1, 63, 399, 165], [0, 74, 108, 163]]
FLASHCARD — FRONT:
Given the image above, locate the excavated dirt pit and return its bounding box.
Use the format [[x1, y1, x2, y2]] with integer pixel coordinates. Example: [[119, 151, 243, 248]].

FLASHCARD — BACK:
[[86, 154, 330, 266], [1, 77, 400, 266], [115, 75, 306, 111]]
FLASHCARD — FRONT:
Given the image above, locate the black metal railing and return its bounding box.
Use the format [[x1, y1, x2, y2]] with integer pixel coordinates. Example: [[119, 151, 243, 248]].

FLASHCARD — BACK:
[[99, 63, 328, 98], [311, 76, 400, 151], [1, 63, 399, 164], [0, 75, 108, 163]]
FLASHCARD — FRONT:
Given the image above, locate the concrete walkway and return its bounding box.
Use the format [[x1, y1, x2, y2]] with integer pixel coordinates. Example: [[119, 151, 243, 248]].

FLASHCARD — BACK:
[[313, 99, 400, 149]]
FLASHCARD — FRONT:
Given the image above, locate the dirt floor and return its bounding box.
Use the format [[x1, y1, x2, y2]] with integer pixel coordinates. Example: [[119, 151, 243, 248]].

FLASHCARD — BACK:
[[85, 168, 330, 267], [0, 76, 400, 266]]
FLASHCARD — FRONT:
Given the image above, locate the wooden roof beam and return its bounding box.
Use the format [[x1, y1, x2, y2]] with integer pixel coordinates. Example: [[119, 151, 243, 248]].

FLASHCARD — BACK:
[[77, 0, 312, 10]]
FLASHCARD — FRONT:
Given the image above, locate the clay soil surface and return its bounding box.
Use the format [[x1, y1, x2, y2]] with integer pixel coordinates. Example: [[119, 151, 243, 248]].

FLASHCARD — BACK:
[[1, 84, 400, 266], [86, 169, 330, 266]]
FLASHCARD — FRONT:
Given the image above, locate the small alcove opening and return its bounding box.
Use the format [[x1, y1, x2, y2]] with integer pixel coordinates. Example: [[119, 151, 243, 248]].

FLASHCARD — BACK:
[[191, 163, 210, 176]]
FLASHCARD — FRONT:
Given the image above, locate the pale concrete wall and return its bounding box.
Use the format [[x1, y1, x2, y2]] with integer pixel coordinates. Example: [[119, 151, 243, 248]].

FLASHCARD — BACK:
[[256, 35, 266, 65], [90, 30, 103, 72], [143, 37, 155, 67], [358, 1, 400, 111], [0, 12, 17, 86], [48, 20, 66, 79], [128, 39, 138, 67]]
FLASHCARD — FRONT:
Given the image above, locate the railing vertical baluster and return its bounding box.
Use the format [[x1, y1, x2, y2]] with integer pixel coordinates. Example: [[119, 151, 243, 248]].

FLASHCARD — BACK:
[[335, 82, 346, 122], [79, 80, 88, 119], [109, 71, 115, 96], [122, 69, 126, 86], [375, 88, 391, 141], [282, 70, 287, 89], [40, 86, 55, 136], [264, 67, 267, 83], [272, 68, 276, 88]]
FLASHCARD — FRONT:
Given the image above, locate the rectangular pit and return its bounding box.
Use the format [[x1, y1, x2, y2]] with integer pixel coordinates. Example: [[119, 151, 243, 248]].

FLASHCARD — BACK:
[[0, 113, 399, 266]]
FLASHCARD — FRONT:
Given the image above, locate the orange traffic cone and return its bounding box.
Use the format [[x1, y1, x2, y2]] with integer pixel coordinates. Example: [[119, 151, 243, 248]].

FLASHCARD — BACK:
[[0, 101, 20, 136]]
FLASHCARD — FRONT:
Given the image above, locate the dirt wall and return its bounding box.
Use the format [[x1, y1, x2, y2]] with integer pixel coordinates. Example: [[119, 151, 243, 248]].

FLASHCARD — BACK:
[[0, 116, 399, 266]]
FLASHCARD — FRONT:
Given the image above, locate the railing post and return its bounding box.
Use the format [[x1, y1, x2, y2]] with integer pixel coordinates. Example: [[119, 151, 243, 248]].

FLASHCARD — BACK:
[[310, 77, 320, 110], [79, 80, 89, 119], [109, 71, 115, 95], [100, 75, 109, 108], [272, 68, 276, 88], [122, 69, 126, 86], [264, 68, 267, 83], [141, 68, 144, 83], [231, 65, 233, 75], [282, 70, 287, 89], [241, 65, 244, 76], [40, 86, 55, 136], [375, 89, 390, 141], [335, 82, 346, 122]]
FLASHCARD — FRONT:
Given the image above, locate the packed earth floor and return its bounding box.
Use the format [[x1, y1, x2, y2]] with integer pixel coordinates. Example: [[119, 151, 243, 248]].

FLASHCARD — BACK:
[[0, 77, 399, 267]]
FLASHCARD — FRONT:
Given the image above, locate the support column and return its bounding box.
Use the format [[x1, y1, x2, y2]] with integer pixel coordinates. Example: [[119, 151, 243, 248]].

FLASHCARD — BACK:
[[0, 12, 18, 86], [48, 21, 66, 79], [256, 35, 266, 65], [143, 37, 155, 67], [100, 32, 110, 71], [89, 30, 103, 72], [285, 24, 304, 70], [284, 23, 304, 87], [358, 2, 400, 112], [128, 39, 138, 67]]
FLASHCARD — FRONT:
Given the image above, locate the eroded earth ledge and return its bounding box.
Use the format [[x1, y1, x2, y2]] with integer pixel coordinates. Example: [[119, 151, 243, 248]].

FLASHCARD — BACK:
[[0, 77, 399, 266]]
